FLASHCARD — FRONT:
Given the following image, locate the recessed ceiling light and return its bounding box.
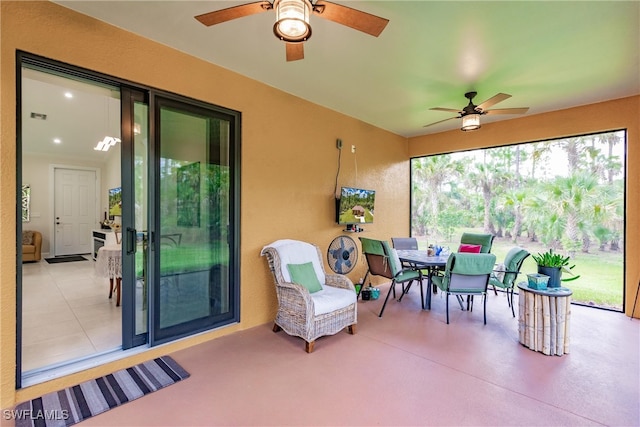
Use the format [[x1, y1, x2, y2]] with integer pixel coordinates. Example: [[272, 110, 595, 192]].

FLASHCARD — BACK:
[[53, 138, 61, 144], [64, 92, 73, 98]]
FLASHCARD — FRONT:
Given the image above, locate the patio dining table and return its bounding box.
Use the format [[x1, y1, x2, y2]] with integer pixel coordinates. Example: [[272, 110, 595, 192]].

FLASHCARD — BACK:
[[396, 249, 449, 310]]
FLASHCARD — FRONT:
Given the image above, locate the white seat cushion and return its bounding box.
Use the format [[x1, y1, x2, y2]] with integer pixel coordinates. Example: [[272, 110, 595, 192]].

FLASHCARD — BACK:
[[311, 285, 357, 316]]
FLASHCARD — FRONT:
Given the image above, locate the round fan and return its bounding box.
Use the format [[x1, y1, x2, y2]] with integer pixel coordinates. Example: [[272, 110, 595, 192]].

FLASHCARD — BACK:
[[327, 235, 358, 274]]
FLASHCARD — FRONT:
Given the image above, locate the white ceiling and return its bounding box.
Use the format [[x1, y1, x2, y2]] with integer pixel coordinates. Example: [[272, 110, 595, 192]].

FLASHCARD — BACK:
[[48, 1, 639, 138]]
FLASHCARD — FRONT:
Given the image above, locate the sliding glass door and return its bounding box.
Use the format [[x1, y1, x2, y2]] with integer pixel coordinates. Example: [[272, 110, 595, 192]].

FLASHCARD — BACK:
[[17, 53, 240, 382], [151, 95, 239, 344]]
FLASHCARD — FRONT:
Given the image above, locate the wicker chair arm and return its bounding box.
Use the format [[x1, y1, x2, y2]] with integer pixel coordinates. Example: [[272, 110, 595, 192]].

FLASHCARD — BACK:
[[325, 274, 355, 291], [275, 280, 315, 315]]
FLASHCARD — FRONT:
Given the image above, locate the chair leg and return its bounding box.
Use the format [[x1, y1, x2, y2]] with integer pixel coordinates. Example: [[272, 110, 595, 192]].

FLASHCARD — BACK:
[[305, 341, 315, 353], [348, 324, 356, 334], [115, 278, 121, 307], [445, 293, 450, 324], [492, 284, 498, 295], [398, 280, 412, 302], [108, 277, 114, 299], [509, 288, 515, 317], [379, 281, 396, 317], [273, 323, 282, 333], [419, 279, 425, 310], [483, 294, 487, 324]]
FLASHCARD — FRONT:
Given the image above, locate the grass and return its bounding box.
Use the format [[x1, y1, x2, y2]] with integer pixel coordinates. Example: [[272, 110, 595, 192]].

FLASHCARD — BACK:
[[416, 230, 624, 311]]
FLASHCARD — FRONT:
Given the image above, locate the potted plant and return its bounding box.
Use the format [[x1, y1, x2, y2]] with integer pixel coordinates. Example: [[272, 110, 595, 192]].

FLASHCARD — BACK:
[[531, 249, 580, 288]]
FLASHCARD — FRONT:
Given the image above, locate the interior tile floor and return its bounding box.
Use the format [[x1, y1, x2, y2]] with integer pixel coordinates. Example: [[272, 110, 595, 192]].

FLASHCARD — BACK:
[[21, 258, 121, 372], [61, 282, 640, 426]]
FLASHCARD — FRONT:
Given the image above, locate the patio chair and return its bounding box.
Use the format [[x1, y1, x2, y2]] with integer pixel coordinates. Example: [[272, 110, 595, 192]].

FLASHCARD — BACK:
[[391, 236, 440, 295], [260, 239, 357, 353], [360, 237, 424, 317], [459, 232, 495, 253], [391, 237, 419, 269], [489, 247, 530, 317], [431, 252, 496, 324]]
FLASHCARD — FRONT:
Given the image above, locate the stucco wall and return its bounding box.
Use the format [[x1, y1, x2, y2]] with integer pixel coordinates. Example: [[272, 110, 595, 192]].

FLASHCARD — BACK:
[[409, 95, 640, 319], [1, 1, 409, 407]]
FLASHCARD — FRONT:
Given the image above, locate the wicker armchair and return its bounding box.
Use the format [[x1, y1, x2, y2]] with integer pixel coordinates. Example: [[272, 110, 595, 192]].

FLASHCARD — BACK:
[[261, 239, 357, 353]]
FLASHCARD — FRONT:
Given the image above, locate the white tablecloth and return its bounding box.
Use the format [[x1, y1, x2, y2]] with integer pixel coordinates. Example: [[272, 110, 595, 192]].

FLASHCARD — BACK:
[[95, 244, 122, 279]]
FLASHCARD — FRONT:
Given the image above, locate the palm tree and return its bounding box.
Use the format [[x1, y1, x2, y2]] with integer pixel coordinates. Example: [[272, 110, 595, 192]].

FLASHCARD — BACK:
[[411, 155, 465, 237]]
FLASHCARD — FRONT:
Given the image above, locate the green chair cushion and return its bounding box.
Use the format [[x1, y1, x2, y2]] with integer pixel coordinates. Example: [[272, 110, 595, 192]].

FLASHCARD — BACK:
[[360, 237, 386, 256]]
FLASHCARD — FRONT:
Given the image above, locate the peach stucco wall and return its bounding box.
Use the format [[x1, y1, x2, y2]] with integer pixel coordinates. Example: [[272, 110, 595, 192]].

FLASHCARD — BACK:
[[409, 95, 640, 319], [0, 1, 409, 407]]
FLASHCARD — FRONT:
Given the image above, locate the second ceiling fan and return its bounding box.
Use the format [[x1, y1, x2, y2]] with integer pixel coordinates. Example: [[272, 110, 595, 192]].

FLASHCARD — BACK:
[[425, 92, 530, 131], [195, 0, 389, 62]]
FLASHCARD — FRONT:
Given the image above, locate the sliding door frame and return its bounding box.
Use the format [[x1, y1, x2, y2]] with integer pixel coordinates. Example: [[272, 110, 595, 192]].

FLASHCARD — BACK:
[[15, 51, 241, 386]]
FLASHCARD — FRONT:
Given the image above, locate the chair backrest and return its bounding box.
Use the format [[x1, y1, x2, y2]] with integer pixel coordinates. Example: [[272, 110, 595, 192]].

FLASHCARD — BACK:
[[360, 237, 398, 280], [391, 237, 418, 250], [443, 252, 496, 293], [502, 247, 530, 287], [260, 239, 326, 285], [460, 232, 495, 253]]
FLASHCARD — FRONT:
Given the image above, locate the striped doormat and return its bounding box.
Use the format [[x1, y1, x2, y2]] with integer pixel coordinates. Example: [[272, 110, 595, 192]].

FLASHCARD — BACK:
[[13, 356, 189, 427]]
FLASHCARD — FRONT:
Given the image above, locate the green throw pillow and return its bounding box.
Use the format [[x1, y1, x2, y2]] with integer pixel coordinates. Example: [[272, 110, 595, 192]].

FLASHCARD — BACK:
[[287, 262, 323, 293]]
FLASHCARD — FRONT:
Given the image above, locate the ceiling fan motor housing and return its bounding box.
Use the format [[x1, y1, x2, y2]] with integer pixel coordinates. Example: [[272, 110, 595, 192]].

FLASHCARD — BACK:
[[273, 0, 312, 42]]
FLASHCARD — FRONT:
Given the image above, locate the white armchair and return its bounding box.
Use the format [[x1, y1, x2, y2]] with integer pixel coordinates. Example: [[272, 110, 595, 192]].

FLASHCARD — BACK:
[[261, 239, 357, 353]]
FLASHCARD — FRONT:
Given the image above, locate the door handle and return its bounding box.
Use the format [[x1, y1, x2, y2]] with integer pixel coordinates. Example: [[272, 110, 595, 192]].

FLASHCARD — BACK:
[[126, 227, 137, 255]]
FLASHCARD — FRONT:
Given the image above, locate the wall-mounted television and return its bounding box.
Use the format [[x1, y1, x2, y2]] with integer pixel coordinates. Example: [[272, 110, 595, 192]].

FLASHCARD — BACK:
[[108, 187, 122, 217], [336, 186, 375, 230]]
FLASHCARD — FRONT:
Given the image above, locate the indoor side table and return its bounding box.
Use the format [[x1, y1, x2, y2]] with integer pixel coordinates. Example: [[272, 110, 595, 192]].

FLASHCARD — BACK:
[[517, 282, 572, 356], [95, 244, 123, 306]]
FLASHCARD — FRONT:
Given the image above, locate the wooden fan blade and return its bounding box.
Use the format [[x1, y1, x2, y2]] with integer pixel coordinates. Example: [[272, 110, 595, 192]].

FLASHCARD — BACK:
[[313, 1, 389, 37], [195, 1, 272, 26], [484, 107, 530, 115], [423, 117, 457, 128], [430, 107, 462, 114], [286, 42, 304, 61], [476, 93, 511, 111]]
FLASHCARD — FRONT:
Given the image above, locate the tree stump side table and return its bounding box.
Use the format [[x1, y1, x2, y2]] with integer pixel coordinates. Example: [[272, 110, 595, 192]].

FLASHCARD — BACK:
[[517, 282, 572, 356]]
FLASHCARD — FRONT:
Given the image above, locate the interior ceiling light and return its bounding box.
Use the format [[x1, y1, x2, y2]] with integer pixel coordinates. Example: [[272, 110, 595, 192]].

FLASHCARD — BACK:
[[64, 92, 73, 98], [425, 91, 529, 132], [53, 138, 62, 144], [273, 0, 311, 42], [461, 114, 481, 131], [94, 136, 120, 152]]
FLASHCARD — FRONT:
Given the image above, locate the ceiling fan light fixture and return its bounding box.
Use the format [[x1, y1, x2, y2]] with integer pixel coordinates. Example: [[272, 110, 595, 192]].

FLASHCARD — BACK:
[[273, 0, 311, 42], [461, 114, 481, 131]]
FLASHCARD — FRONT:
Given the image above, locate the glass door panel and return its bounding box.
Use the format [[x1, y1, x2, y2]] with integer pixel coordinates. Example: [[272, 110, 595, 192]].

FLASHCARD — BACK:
[[134, 101, 149, 335], [120, 87, 149, 349], [153, 97, 236, 343]]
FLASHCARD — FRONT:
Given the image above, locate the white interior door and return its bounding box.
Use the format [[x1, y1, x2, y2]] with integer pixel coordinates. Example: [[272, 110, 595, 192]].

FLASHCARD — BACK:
[[54, 168, 96, 256]]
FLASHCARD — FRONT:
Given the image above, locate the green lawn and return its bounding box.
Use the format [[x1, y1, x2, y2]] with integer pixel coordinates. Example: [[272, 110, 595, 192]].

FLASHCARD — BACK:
[[416, 230, 624, 310]]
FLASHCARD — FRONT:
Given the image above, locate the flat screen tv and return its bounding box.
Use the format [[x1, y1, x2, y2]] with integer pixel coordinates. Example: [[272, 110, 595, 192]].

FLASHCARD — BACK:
[[336, 186, 375, 229]]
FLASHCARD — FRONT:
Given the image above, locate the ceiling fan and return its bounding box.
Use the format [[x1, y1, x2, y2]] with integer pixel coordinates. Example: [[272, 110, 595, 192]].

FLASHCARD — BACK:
[[195, 0, 389, 62], [424, 92, 530, 131]]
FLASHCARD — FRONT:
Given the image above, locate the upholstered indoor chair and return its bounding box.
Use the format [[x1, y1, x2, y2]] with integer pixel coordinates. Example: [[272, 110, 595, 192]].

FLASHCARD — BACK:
[[431, 252, 497, 324], [489, 247, 530, 317], [261, 239, 357, 353], [22, 230, 42, 262]]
